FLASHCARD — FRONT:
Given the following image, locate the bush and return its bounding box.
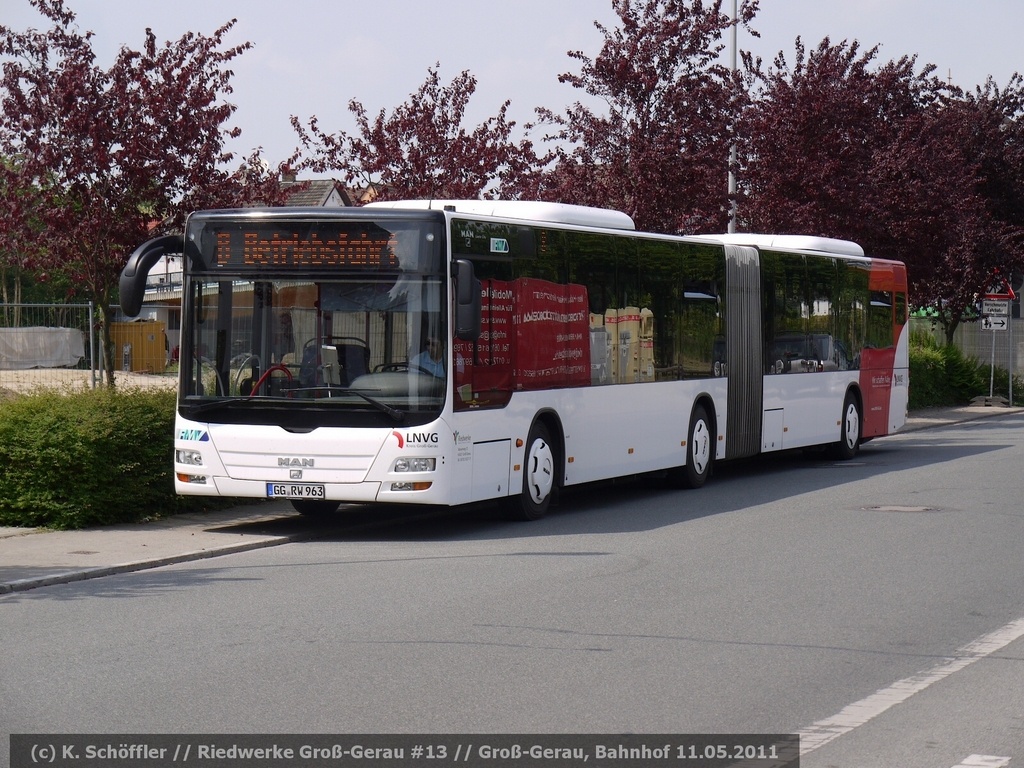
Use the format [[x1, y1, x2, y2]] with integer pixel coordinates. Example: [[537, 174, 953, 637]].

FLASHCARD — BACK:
[[0, 387, 226, 529], [909, 332, 1022, 407]]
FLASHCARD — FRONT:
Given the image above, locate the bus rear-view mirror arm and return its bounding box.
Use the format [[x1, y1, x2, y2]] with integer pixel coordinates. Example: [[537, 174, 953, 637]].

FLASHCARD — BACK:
[[119, 234, 185, 317], [454, 258, 481, 341]]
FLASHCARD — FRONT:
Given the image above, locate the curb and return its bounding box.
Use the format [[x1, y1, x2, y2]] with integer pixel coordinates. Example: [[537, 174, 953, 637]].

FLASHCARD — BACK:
[[0, 534, 302, 595]]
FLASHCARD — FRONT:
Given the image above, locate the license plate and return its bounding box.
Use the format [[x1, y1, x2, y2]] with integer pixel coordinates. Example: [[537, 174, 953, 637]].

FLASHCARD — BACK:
[[266, 483, 325, 499]]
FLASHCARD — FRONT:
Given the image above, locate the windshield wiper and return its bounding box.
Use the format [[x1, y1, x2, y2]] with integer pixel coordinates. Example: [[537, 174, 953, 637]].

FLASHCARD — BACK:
[[342, 389, 406, 424]]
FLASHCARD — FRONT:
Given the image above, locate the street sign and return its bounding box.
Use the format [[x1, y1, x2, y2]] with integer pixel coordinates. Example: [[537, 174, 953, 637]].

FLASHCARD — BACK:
[[983, 300, 1009, 317], [984, 275, 1016, 300], [982, 316, 1008, 331]]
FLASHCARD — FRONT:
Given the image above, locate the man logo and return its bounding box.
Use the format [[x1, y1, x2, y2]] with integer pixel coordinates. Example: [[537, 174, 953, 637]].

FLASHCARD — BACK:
[[278, 457, 314, 467]]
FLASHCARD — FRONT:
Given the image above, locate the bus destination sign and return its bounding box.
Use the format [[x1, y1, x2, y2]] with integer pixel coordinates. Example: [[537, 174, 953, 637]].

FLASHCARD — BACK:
[[209, 226, 400, 270]]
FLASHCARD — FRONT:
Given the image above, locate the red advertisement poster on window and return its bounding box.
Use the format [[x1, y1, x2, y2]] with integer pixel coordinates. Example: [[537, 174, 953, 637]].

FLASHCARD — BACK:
[[513, 278, 590, 389]]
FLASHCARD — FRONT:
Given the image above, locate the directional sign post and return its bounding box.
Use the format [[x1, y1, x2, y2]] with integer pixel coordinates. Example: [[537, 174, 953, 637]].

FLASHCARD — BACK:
[[981, 295, 1014, 401], [983, 275, 1017, 404]]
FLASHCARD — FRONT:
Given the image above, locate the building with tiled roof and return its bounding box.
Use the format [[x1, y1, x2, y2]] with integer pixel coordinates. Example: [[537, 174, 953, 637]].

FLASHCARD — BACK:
[[281, 174, 353, 207]]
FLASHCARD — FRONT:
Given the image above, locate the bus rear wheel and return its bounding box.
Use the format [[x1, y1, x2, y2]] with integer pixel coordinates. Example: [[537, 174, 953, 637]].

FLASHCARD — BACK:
[[831, 393, 861, 460], [510, 421, 556, 521], [290, 499, 339, 518]]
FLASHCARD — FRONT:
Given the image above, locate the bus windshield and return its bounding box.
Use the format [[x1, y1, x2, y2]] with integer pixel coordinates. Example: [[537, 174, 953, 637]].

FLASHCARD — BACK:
[[178, 216, 447, 429]]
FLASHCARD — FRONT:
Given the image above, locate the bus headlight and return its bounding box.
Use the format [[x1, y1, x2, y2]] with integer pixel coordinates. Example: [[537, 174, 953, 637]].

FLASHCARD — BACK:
[[176, 449, 204, 466], [394, 457, 436, 472]]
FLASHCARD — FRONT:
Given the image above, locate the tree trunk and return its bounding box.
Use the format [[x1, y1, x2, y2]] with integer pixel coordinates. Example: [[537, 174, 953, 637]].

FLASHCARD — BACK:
[[944, 316, 960, 346], [98, 301, 116, 388]]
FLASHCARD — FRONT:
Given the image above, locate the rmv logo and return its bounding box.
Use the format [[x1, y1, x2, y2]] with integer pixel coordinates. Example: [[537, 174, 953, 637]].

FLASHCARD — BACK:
[[393, 431, 439, 448]]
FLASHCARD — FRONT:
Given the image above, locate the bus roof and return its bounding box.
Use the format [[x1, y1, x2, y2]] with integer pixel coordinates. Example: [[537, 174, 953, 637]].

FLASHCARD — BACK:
[[702, 233, 865, 257], [364, 199, 637, 231]]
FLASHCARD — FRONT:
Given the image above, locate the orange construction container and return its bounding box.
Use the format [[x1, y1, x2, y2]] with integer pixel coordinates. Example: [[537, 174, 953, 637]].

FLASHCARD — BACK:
[[110, 321, 167, 374]]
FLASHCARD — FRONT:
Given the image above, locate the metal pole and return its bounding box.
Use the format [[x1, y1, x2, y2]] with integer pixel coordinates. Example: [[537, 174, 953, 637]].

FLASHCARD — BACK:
[[89, 301, 96, 389], [990, 324, 996, 400], [727, 0, 738, 234], [1010, 312, 1014, 405]]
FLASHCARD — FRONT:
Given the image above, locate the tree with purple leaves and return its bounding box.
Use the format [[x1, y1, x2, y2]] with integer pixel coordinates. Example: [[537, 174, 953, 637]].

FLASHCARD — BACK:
[[738, 36, 1024, 340], [291, 64, 541, 202], [0, 0, 290, 383], [532, 0, 759, 234]]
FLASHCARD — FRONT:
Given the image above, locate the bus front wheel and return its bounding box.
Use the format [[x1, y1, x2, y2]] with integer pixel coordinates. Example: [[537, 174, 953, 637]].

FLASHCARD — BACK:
[[510, 421, 556, 521]]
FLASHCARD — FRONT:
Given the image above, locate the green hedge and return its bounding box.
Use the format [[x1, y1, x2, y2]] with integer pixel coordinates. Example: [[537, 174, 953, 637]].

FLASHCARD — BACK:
[[0, 387, 227, 529]]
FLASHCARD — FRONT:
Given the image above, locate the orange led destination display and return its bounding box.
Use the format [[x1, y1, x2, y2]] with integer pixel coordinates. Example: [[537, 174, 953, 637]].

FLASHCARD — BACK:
[[211, 227, 400, 269]]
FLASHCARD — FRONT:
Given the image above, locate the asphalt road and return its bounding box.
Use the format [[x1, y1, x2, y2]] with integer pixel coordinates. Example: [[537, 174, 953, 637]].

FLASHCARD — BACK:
[[3, 411, 1024, 768]]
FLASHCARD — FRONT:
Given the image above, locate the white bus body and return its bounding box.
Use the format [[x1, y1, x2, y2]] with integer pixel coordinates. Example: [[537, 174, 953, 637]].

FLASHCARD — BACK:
[[120, 201, 908, 519]]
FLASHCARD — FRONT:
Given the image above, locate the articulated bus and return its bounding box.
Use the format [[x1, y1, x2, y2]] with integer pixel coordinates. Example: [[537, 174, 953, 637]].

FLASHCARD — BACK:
[[119, 200, 908, 520]]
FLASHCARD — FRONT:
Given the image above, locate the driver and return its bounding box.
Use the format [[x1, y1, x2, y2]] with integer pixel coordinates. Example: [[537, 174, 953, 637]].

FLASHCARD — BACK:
[[411, 336, 445, 377]]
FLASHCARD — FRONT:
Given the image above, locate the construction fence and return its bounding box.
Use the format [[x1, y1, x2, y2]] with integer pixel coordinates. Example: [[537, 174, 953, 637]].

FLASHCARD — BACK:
[[0, 303, 176, 395]]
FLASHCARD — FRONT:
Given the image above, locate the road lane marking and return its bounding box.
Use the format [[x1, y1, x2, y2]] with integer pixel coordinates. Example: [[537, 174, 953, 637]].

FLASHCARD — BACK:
[[799, 617, 1024, 755], [952, 756, 1011, 768]]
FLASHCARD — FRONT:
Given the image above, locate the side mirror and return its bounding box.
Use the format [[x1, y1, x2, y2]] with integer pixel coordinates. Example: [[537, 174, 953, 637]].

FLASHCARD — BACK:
[[454, 259, 481, 341], [119, 234, 184, 316]]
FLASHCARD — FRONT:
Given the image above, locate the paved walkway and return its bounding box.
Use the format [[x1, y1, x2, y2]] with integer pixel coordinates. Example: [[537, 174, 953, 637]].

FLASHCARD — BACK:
[[2, 405, 1021, 595]]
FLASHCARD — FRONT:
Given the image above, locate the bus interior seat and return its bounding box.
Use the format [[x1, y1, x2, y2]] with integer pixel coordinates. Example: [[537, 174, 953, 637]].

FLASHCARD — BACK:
[[300, 340, 371, 388]]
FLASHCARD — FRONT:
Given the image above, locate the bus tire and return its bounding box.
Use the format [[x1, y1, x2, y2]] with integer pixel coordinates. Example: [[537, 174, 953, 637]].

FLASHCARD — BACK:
[[290, 499, 339, 518], [511, 421, 556, 521], [668, 404, 713, 489], [831, 392, 861, 460]]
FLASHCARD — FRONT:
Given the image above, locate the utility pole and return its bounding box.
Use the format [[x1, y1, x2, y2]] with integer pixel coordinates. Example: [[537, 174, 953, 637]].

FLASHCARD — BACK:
[[727, 0, 738, 234]]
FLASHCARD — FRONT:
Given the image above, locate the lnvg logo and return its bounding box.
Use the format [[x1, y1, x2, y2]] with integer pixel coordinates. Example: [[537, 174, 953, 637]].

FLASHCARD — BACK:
[[393, 431, 439, 448]]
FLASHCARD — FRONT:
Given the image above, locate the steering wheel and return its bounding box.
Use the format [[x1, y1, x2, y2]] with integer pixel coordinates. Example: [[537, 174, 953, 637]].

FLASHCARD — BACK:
[[375, 362, 407, 373], [233, 355, 260, 394], [374, 361, 436, 376], [248, 364, 294, 397]]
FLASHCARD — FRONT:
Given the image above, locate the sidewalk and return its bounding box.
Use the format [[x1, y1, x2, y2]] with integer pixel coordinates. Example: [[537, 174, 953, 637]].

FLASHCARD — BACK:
[[0, 502, 304, 595], [2, 405, 1021, 595]]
